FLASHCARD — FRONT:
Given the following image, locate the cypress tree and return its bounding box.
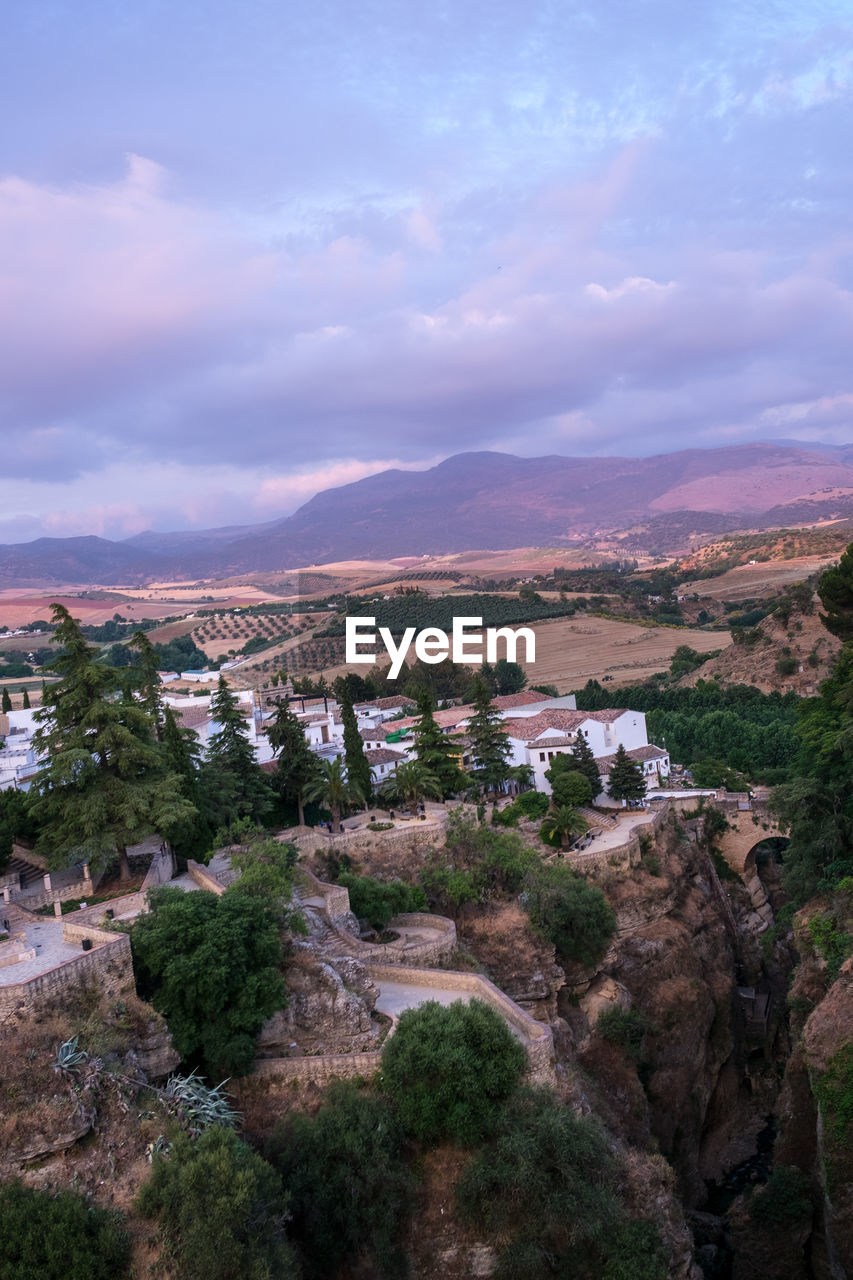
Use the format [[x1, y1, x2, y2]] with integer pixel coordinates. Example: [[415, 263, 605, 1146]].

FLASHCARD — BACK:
[[21, 689, 30, 709], [1, 687, 11, 713], [570, 729, 602, 800], [467, 676, 512, 794], [340, 684, 372, 804], [161, 705, 213, 860], [606, 743, 646, 805], [412, 689, 463, 796]]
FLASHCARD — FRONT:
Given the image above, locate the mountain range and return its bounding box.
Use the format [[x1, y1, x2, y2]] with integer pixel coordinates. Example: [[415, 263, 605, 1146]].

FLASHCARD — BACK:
[[3, 442, 853, 586]]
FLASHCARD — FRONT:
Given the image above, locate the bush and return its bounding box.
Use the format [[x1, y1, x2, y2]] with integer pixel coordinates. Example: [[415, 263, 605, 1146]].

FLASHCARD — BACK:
[[748, 1165, 812, 1227], [775, 656, 798, 676], [337, 873, 427, 930], [419, 816, 539, 908], [137, 1127, 297, 1279], [131, 886, 286, 1078], [523, 862, 615, 966], [455, 1088, 667, 1280], [265, 1080, 415, 1280], [380, 998, 526, 1145], [0, 1180, 130, 1280], [596, 1006, 649, 1062], [514, 790, 550, 819]]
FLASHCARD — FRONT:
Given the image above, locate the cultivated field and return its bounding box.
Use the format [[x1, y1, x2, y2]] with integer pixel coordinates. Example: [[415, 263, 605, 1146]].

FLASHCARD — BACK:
[[680, 555, 838, 603]]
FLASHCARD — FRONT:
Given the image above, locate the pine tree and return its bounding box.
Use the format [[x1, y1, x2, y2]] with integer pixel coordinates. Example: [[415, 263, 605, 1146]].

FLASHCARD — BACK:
[[412, 689, 463, 796], [204, 677, 272, 830], [29, 604, 196, 880], [570, 730, 601, 800], [466, 676, 512, 794], [1, 687, 11, 713], [340, 684, 372, 804], [606, 743, 646, 806], [21, 689, 30, 709], [268, 699, 320, 826]]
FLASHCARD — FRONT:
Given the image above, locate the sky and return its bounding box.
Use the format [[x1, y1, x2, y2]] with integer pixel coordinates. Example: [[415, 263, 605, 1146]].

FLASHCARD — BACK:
[[2, 0, 853, 542]]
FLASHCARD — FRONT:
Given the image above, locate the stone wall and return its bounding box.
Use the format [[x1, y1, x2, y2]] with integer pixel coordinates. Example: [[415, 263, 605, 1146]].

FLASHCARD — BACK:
[[141, 848, 176, 890], [0, 927, 134, 1023], [297, 865, 351, 919], [250, 1047, 383, 1086], [288, 820, 444, 863], [186, 860, 226, 896], [568, 806, 669, 879], [70, 891, 149, 926]]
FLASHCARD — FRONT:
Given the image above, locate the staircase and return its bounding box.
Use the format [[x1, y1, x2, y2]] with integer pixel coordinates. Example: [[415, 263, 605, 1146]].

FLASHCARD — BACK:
[[578, 807, 618, 830]]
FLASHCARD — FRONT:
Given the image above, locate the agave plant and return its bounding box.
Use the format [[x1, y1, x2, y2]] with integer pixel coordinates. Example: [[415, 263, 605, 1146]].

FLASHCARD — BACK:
[[163, 1071, 240, 1135], [146, 1133, 173, 1162], [52, 1036, 89, 1078]]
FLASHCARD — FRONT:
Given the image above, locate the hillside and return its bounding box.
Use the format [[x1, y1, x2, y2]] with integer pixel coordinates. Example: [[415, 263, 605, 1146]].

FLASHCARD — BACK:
[[3, 441, 853, 585], [679, 604, 840, 695]]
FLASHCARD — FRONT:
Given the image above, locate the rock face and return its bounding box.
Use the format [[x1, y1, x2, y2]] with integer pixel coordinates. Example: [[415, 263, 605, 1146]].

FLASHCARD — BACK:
[[131, 1021, 181, 1080], [459, 902, 565, 1022], [257, 947, 380, 1057]]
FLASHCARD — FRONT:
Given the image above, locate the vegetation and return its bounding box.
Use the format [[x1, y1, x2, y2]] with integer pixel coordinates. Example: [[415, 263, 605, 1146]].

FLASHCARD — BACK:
[[524, 862, 615, 966], [380, 998, 526, 1145], [137, 1126, 298, 1280], [131, 886, 285, 1078], [410, 688, 464, 794], [203, 676, 273, 831], [340, 682, 373, 803], [493, 790, 550, 825], [267, 698, 320, 826], [0, 1182, 129, 1280], [748, 1165, 813, 1228], [304, 755, 364, 832], [265, 1080, 416, 1280], [420, 811, 538, 910], [539, 804, 588, 850], [28, 604, 196, 880], [337, 872, 427, 930], [812, 1043, 853, 1193], [379, 758, 442, 814], [455, 1088, 667, 1280], [318, 591, 575, 638], [467, 675, 513, 793], [606, 744, 647, 805], [596, 1006, 650, 1064]]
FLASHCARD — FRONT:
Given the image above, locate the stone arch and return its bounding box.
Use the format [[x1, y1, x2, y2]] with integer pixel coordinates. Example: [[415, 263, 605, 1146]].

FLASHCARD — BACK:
[[711, 804, 787, 927]]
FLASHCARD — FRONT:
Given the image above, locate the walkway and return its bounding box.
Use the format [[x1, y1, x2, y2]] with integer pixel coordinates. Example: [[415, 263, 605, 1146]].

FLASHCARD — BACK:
[[375, 979, 528, 1044], [0, 916, 83, 985]]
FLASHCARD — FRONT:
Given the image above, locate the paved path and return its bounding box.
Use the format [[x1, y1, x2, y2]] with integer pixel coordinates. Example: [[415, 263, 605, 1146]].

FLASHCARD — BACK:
[[374, 979, 528, 1043], [0, 918, 86, 985]]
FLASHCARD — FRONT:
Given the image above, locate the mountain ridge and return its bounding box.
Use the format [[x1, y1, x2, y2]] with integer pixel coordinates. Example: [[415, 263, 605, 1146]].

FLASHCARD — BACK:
[[3, 441, 853, 586]]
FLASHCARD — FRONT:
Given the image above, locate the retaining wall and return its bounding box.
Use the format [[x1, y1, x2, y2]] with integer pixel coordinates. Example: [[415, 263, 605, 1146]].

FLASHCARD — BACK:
[[186, 860, 226, 896], [0, 927, 133, 1023]]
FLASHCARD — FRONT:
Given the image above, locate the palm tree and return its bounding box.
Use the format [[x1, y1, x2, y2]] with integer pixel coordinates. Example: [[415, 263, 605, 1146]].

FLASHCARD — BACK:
[[540, 805, 588, 851], [304, 757, 365, 833], [379, 759, 442, 815]]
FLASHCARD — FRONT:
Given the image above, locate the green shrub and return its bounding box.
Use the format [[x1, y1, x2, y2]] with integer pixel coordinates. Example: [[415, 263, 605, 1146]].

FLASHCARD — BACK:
[[380, 998, 526, 1145], [137, 1126, 297, 1279], [812, 1043, 853, 1192], [131, 886, 285, 1078], [0, 1180, 130, 1280], [265, 1080, 415, 1280], [748, 1165, 813, 1228], [514, 790, 550, 819], [455, 1088, 667, 1280], [337, 873, 427, 930], [523, 862, 615, 966], [596, 1006, 649, 1062], [808, 912, 852, 982]]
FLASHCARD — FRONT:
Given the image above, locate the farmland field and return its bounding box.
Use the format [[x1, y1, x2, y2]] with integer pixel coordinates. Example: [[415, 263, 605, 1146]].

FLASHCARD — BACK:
[[680, 555, 838, 602]]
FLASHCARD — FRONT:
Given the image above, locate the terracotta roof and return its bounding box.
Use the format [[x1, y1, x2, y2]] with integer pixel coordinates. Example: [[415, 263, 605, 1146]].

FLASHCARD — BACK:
[[596, 744, 668, 774], [358, 696, 417, 711], [581, 708, 632, 723], [365, 748, 405, 765], [525, 735, 576, 749], [493, 691, 550, 709], [504, 710, 588, 741], [360, 724, 391, 741], [173, 707, 212, 730]]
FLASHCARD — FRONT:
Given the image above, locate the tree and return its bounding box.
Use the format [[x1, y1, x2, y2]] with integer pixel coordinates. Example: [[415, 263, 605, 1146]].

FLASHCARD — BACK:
[[227, 833, 301, 929], [340, 683, 372, 803], [492, 658, 528, 695], [21, 688, 30, 709], [540, 804, 588, 851], [0, 788, 39, 874], [28, 605, 196, 881], [467, 675, 513, 794], [204, 676, 272, 830], [455, 1088, 667, 1280], [411, 688, 463, 795], [571, 729, 603, 798], [379, 758, 442, 814], [137, 1127, 297, 1280], [606, 744, 646, 806], [381, 997, 526, 1146], [129, 630, 164, 737], [337, 872, 427, 930], [1, 686, 10, 713], [265, 1080, 416, 1280], [0, 1180, 131, 1280], [818, 541, 853, 641], [524, 862, 615, 966], [304, 755, 364, 832], [267, 699, 319, 825], [131, 885, 285, 1078], [546, 764, 593, 810]]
